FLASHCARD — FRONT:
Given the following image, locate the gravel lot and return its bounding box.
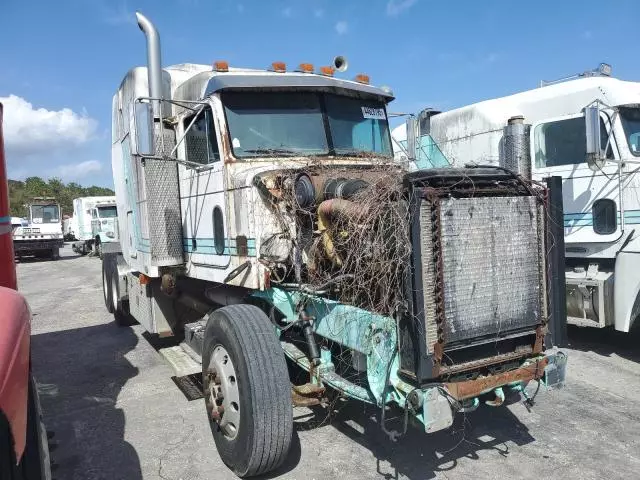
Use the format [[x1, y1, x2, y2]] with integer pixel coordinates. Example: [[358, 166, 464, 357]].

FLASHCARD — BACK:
[[16, 245, 640, 480]]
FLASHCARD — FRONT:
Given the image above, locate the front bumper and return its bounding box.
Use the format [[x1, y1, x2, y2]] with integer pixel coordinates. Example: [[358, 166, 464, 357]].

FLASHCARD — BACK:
[[14, 238, 64, 252], [398, 350, 568, 434]]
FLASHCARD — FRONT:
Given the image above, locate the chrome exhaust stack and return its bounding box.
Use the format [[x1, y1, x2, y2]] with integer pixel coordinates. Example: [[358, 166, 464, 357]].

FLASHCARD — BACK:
[[135, 12, 163, 118]]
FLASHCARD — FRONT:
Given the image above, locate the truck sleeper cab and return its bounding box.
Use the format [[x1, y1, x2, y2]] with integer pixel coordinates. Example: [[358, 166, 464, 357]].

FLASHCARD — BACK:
[[102, 12, 567, 478]]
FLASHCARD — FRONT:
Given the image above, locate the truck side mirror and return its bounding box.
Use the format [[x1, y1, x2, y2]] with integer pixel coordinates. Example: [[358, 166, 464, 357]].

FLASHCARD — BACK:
[[406, 116, 418, 162], [129, 102, 154, 156], [585, 106, 605, 171]]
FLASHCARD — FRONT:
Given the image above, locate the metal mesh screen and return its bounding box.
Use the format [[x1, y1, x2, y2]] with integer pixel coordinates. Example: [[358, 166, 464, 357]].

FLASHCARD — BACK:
[[185, 131, 210, 165], [502, 123, 531, 179], [422, 196, 542, 346], [144, 126, 184, 265]]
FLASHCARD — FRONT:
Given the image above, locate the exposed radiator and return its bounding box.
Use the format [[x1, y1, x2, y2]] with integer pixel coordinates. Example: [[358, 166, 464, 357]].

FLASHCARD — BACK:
[[421, 196, 544, 347], [399, 168, 549, 382]]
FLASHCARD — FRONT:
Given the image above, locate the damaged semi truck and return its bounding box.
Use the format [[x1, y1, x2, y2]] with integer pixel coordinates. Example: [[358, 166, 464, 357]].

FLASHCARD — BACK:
[[102, 12, 567, 477]]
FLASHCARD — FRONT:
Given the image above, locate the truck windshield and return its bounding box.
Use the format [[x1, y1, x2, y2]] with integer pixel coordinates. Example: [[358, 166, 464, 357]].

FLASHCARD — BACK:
[[619, 106, 640, 156], [222, 91, 392, 158], [30, 205, 59, 224], [97, 206, 118, 218]]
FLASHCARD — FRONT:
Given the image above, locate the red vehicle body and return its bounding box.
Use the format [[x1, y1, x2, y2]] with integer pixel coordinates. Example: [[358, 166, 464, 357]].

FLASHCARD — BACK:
[[0, 102, 50, 478]]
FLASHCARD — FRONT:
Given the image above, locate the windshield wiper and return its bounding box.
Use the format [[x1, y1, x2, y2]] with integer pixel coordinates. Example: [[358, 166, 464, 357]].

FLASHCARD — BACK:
[[243, 148, 300, 156], [334, 149, 391, 159]]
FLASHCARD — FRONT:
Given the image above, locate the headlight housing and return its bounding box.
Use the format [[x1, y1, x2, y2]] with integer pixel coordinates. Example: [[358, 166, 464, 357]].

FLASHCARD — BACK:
[[106, 231, 115, 238]]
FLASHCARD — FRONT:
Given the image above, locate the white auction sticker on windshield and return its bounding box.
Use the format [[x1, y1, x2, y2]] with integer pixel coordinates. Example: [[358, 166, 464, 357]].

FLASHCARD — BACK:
[[361, 107, 386, 120]]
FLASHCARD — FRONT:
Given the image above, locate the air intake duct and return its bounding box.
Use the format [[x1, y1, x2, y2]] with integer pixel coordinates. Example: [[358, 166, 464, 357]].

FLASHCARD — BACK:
[[323, 178, 369, 200]]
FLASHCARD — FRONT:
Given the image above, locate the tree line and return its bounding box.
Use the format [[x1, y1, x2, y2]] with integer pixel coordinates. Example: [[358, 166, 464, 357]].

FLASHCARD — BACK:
[[8, 177, 115, 218]]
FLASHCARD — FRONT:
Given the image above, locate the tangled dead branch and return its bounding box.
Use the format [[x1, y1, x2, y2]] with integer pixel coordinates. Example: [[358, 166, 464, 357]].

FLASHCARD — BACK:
[[267, 159, 412, 320]]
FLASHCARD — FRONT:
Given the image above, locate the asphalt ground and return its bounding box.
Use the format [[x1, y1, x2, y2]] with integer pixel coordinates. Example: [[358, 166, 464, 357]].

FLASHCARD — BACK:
[[16, 245, 640, 479]]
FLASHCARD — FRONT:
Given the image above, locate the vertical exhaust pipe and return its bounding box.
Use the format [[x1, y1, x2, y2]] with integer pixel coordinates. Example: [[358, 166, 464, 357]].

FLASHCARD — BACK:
[[135, 12, 162, 118]]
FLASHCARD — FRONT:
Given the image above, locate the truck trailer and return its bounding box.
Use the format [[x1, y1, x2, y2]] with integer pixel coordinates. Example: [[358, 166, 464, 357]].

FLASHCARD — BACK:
[[392, 64, 640, 332], [102, 12, 567, 477], [12, 197, 63, 261], [71, 196, 118, 257]]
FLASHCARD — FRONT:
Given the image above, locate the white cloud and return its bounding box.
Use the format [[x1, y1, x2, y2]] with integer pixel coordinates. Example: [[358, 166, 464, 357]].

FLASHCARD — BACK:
[[55, 160, 103, 180], [335, 21, 348, 35], [386, 0, 418, 16], [0, 95, 97, 156], [282, 6, 293, 17]]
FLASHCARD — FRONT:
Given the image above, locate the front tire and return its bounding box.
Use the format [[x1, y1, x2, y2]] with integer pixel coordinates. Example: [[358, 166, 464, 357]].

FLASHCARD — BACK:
[[0, 375, 52, 480], [50, 247, 59, 261], [202, 305, 292, 477]]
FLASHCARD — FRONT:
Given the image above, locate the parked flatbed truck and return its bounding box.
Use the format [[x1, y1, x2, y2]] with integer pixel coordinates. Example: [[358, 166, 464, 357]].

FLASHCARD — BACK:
[[102, 12, 568, 477], [12, 197, 63, 261]]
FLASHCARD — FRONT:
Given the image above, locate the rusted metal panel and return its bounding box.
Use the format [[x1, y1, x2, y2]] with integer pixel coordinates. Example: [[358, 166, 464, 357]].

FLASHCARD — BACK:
[[444, 357, 549, 400]]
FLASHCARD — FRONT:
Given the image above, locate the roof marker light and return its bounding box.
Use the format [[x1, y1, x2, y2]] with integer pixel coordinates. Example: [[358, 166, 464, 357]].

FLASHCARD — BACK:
[[298, 63, 314, 73], [213, 61, 229, 72], [354, 74, 370, 84], [271, 61, 286, 73], [319, 66, 335, 77]]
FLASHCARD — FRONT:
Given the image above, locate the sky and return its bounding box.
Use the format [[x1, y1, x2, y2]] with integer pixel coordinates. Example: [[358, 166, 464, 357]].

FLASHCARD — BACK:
[[1, 0, 638, 188]]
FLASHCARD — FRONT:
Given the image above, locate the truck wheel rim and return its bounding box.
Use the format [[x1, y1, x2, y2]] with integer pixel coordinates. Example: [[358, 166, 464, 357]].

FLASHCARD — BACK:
[[206, 345, 240, 439], [111, 276, 118, 312]]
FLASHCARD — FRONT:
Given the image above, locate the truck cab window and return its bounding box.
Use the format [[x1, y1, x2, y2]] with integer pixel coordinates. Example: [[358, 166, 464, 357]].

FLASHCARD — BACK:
[[619, 106, 640, 156], [184, 107, 220, 166], [534, 116, 613, 168], [30, 205, 60, 224]]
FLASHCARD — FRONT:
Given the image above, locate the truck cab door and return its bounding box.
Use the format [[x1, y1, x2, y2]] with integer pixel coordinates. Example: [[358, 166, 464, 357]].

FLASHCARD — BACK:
[[178, 102, 230, 271], [531, 111, 622, 245]]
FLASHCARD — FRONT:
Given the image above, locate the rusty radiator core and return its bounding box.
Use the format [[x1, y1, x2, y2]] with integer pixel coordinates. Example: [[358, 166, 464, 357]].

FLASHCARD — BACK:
[[422, 195, 543, 346]]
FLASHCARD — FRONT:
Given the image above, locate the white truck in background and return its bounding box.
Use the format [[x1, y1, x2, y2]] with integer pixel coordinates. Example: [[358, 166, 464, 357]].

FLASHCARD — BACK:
[[12, 198, 63, 261], [71, 196, 118, 257], [392, 63, 640, 332], [62, 215, 76, 241]]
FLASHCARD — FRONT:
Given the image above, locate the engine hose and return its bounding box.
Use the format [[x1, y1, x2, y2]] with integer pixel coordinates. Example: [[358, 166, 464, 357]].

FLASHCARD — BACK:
[[316, 199, 366, 267]]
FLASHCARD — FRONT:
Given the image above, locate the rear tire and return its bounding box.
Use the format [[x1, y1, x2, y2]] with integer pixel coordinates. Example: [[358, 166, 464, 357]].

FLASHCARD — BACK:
[[109, 259, 131, 327], [102, 259, 114, 314], [202, 305, 292, 477]]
